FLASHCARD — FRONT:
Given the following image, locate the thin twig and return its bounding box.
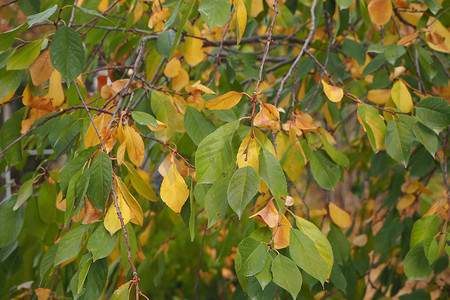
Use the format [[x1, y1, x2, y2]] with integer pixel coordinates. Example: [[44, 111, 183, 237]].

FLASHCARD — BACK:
[[0, 0, 17, 9]]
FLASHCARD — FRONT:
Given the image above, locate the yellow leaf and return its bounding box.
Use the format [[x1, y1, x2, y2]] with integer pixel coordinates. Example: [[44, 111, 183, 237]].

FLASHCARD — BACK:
[[205, 91, 244, 110], [30, 49, 53, 86], [116, 142, 126, 165], [97, 0, 109, 13], [124, 125, 145, 167], [253, 103, 281, 131], [115, 177, 144, 225], [310, 208, 327, 218], [329, 202, 351, 228], [367, 89, 391, 105], [124, 162, 159, 202], [294, 110, 317, 130], [183, 26, 205, 66], [368, 0, 392, 26], [164, 58, 182, 78], [396, 194, 416, 211], [104, 192, 131, 235], [160, 158, 189, 213], [426, 18, 450, 53], [147, 120, 167, 131], [237, 132, 260, 172], [22, 85, 32, 106], [391, 80, 413, 112], [132, 0, 144, 25], [47, 69, 64, 108], [322, 79, 343, 103], [84, 113, 112, 148], [172, 68, 189, 91], [250, 0, 263, 17], [250, 199, 278, 228], [1, 90, 15, 105], [273, 213, 291, 249], [191, 80, 216, 94], [235, 0, 247, 44]]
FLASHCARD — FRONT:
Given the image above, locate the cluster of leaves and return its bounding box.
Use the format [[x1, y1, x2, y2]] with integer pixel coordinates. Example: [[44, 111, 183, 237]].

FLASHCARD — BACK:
[[0, 0, 449, 299]]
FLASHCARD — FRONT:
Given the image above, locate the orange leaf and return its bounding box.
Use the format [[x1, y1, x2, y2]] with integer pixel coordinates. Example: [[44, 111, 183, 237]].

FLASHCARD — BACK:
[[253, 103, 281, 131], [426, 18, 450, 53], [368, 0, 393, 26], [322, 79, 343, 103], [250, 199, 278, 228], [84, 113, 112, 148], [164, 57, 182, 78], [329, 202, 351, 228], [205, 91, 244, 110], [82, 197, 102, 224], [294, 110, 317, 130], [35, 288, 51, 300], [273, 213, 291, 249], [30, 49, 53, 86]]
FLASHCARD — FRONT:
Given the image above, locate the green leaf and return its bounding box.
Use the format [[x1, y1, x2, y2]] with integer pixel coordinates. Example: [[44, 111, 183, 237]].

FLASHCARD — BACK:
[[7, 38, 43, 70], [425, 0, 442, 14], [271, 255, 302, 299], [384, 44, 406, 65], [124, 162, 158, 202], [59, 147, 96, 197], [37, 181, 57, 224], [205, 170, 233, 228], [64, 170, 82, 227], [27, 5, 57, 27], [362, 55, 386, 78], [54, 225, 89, 266], [151, 91, 184, 141], [75, 167, 90, 204], [189, 180, 195, 241], [290, 229, 329, 285], [412, 122, 439, 156], [0, 24, 27, 52], [119, 224, 137, 273], [0, 107, 25, 165], [0, 68, 23, 99], [357, 104, 386, 152], [259, 147, 287, 204], [410, 215, 439, 249], [404, 242, 432, 280], [237, 238, 268, 276], [77, 253, 93, 294], [373, 212, 403, 254], [40, 244, 58, 278], [13, 176, 35, 211], [74, 6, 115, 24], [415, 97, 450, 129], [184, 106, 216, 145], [255, 254, 273, 290], [310, 150, 341, 190], [80, 258, 108, 299], [18, 0, 40, 15], [87, 224, 117, 261], [86, 152, 112, 210], [198, 0, 231, 29], [50, 26, 85, 83], [327, 223, 350, 264], [156, 30, 176, 58], [423, 237, 438, 265], [319, 131, 349, 167], [132, 111, 157, 127], [0, 198, 24, 248], [110, 281, 132, 300], [385, 120, 414, 166], [294, 216, 334, 278], [336, 0, 353, 10], [341, 38, 366, 66], [168, 0, 196, 59], [195, 121, 239, 183], [227, 166, 259, 219]]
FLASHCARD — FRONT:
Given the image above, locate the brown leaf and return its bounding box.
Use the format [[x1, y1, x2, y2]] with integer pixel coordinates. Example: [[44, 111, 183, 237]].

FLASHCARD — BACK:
[[30, 49, 54, 86], [82, 197, 102, 224]]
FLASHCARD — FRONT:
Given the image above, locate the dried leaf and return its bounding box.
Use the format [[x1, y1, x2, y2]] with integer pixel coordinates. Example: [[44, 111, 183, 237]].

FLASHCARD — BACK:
[[368, 0, 393, 26], [329, 202, 351, 228], [273, 213, 291, 249], [30, 49, 53, 86], [322, 79, 343, 103], [205, 91, 244, 110], [352, 234, 368, 247], [426, 18, 450, 53], [251, 199, 278, 228], [253, 103, 281, 131], [294, 110, 317, 130], [84, 113, 112, 148], [82, 197, 102, 224], [35, 288, 51, 300]]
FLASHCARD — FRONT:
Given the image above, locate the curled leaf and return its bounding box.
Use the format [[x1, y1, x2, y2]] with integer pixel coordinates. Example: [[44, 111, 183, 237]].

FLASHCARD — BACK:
[[322, 79, 343, 103]]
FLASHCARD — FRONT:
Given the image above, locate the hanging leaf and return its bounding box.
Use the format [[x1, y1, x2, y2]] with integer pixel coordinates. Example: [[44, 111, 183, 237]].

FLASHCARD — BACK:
[[357, 104, 386, 152], [227, 166, 259, 218], [309, 150, 341, 190], [205, 91, 244, 110], [104, 192, 131, 235], [7, 39, 44, 70], [391, 81, 413, 113], [385, 119, 414, 167], [160, 157, 189, 213], [198, 0, 231, 29], [367, 0, 392, 26], [271, 255, 302, 299], [415, 97, 450, 129], [236, 237, 268, 276], [259, 147, 287, 206], [322, 79, 343, 103], [329, 202, 351, 228], [235, 0, 247, 44]]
